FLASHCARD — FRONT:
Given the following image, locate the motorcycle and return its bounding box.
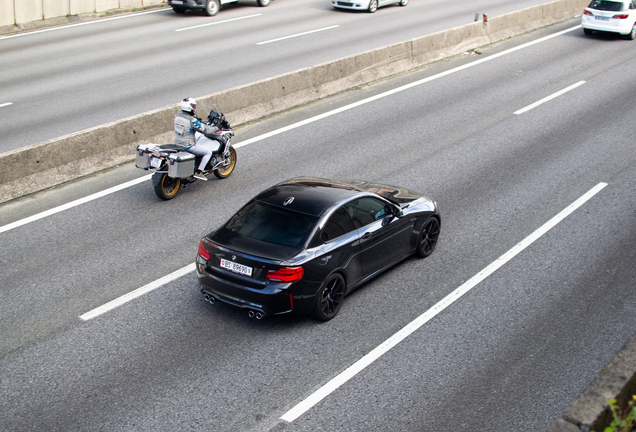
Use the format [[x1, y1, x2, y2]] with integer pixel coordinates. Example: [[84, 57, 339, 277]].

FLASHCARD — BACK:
[[135, 107, 237, 200]]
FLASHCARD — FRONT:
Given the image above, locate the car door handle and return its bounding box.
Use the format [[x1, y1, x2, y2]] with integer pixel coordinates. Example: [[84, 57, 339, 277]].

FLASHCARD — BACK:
[[361, 232, 371, 240]]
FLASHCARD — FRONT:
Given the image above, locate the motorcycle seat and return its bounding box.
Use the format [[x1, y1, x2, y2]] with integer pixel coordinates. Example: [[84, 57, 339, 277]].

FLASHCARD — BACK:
[[157, 144, 183, 152]]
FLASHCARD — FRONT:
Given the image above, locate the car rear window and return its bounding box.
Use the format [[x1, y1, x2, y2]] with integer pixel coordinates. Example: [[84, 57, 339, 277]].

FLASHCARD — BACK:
[[588, 0, 625, 11], [224, 200, 318, 248]]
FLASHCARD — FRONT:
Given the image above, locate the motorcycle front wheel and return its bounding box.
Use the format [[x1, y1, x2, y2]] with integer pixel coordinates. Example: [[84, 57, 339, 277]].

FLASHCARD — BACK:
[[153, 172, 181, 200], [214, 146, 237, 179]]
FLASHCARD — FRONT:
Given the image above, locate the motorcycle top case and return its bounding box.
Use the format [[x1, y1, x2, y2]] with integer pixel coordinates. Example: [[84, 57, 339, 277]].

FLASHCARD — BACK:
[[168, 151, 195, 178], [135, 143, 159, 169]]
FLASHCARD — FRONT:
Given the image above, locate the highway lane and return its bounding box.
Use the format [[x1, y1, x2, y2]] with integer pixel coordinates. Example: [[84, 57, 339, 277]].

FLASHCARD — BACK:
[[1, 19, 636, 431], [0, 0, 561, 153]]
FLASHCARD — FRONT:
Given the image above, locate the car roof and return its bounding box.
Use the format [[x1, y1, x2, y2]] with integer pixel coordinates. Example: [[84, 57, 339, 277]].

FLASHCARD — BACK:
[[588, 0, 630, 6], [254, 177, 363, 217]]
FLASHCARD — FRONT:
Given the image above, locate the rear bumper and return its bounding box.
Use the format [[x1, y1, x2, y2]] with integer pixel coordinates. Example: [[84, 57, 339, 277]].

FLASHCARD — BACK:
[[168, 0, 205, 10], [332, 1, 368, 10], [196, 260, 320, 317], [582, 16, 634, 35]]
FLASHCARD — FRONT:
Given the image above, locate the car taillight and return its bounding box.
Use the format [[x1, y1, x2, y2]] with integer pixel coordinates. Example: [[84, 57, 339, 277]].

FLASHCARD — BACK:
[[613, 13, 629, 19], [198, 240, 211, 261], [266, 267, 304, 283], [583, 9, 593, 15]]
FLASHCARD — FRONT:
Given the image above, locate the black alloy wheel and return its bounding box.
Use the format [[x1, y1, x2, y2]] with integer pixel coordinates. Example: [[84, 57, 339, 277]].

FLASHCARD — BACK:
[[416, 216, 440, 258], [205, 0, 220, 16], [312, 274, 346, 321], [368, 0, 378, 13]]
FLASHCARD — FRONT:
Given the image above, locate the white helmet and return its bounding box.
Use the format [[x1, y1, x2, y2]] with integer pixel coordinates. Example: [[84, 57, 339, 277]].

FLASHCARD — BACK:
[[180, 97, 197, 114]]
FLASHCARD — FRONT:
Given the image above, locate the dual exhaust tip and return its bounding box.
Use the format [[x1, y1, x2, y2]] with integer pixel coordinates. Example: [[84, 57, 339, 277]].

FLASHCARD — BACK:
[[203, 293, 265, 319], [247, 310, 264, 320]]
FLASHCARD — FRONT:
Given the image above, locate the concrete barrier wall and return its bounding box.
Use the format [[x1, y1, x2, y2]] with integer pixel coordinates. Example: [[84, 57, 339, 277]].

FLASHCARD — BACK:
[[0, 0, 13, 27], [0, 0, 589, 203], [0, 0, 163, 25], [44, 0, 70, 19], [14, 0, 43, 25]]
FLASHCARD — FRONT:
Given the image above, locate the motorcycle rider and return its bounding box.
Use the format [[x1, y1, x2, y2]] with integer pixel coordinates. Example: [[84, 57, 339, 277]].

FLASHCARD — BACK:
[[174, 97, 219, 178]]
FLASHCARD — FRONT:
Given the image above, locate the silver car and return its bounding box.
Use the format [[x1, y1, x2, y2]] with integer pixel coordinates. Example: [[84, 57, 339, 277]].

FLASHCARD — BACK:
[[332, 0, 407, 13]]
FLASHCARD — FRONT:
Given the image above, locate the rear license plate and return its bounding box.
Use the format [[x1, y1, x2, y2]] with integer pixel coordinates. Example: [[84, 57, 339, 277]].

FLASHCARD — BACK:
[[150, 157, 162, 168], [595, 16, 610, 20], [220, 259, 253, 277], [172, 0, 183, 4]]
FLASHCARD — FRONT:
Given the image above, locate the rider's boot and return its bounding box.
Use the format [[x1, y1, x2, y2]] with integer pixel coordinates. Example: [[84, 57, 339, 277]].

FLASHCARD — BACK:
[[194, 169, 208, 181]]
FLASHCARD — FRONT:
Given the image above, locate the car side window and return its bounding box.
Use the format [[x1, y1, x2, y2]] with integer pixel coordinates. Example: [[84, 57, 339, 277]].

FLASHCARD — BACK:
[[343, 197, 390, 229], [320, 206, 356, 242]]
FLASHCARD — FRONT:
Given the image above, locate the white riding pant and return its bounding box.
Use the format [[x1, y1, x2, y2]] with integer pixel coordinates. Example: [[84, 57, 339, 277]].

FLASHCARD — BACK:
[[190, 133, 221, 170]]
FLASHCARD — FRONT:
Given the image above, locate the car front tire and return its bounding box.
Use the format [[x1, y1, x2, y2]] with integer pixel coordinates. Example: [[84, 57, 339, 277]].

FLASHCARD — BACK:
[[205, 0, 220, 16], [399, 0, 408, 6], [416, 216, 440, 258], [368, 0, 378, 13], [257, 0, 271, 6]]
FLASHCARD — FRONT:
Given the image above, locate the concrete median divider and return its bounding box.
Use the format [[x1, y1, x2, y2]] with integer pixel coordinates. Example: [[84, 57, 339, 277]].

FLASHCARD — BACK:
[[0, 0, 589, 204]]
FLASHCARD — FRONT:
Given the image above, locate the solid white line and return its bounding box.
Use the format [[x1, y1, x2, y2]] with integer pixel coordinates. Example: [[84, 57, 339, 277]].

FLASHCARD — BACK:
[[0, 9, 168, 40], [257, 25, 339, 45], [0, 102, 13, 108], [1, 25, 581, 234], [0, 174, 152, 235], [79, 263, 196, 321], [514, 80, 586, 115], [237, 25, 582, 148], [280, 182, 608, 423], [175, 14, 261, 32]]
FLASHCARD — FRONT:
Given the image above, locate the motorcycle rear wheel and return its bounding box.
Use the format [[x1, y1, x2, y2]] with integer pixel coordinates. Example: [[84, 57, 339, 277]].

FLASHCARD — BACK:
[[153, 172, 181, 200], [214, 146, 237, 179]]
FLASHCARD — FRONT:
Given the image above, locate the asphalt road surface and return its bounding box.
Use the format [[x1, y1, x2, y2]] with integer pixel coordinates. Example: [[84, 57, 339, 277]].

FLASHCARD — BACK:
[[1, 0, 562, 153], [1, 19, 635, 432]]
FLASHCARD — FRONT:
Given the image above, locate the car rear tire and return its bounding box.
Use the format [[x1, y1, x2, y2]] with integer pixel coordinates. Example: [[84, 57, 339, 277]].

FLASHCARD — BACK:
[[257, 0, 270, 6], [399, 0, 408, 6], [153, 172, 181, 200], [205, 0, 220, 16], [626, 24, 636, 40], [213, 146, 237, 179], [416, 216, 440, 258], [583, 28, 593, 35], [172, 6, 186, 13], [312, 274, 346, 321], [368, 0, 378, 13]]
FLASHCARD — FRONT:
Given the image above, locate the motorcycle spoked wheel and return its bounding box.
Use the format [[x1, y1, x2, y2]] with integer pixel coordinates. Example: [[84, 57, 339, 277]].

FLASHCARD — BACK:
[[153, 172, 181, 200], [214, 146, 237, 179]]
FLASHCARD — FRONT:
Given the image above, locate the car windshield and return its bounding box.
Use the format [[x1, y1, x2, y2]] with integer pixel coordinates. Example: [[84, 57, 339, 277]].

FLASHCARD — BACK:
[[224, 200, 318, 248], [588, 0, 625, 11]]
